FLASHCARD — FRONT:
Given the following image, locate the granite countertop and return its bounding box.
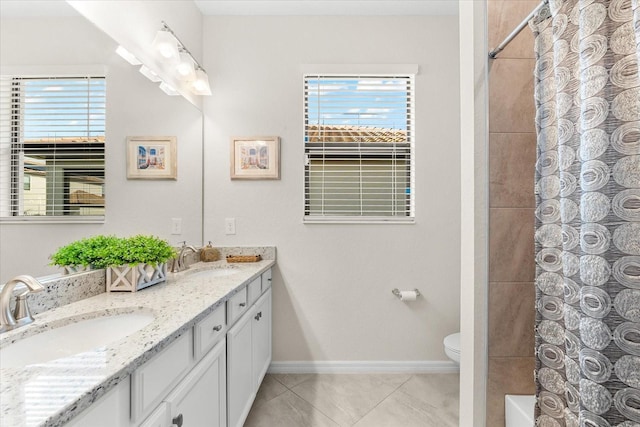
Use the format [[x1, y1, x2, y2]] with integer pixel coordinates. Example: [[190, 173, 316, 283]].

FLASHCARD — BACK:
[[0, 259, 275, 427]]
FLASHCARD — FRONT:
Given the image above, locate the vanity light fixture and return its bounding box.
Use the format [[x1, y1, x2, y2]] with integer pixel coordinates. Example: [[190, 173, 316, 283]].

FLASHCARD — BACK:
[[122, 21, 212, 97], [155, 21, 212, 96], [139, 65, 162, 83], [115, 45, 142, 65]]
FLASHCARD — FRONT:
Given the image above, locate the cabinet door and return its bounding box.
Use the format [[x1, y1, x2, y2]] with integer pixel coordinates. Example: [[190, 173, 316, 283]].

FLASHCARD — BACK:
[[164, 338, 226, 427], [226, 308, 254, 427], [252, 288, 272, 389], [138, 402, 169, 427]]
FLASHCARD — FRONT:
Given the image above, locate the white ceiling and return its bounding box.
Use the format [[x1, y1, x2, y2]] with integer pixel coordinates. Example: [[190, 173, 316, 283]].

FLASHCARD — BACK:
[[0, 0, 458, 17], [0, 0, 78, 17], [194, 0, 458, 16]]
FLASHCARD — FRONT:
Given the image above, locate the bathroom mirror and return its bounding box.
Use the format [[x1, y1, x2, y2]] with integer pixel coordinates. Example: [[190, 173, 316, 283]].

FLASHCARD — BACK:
[[0, 2, 204, 283]]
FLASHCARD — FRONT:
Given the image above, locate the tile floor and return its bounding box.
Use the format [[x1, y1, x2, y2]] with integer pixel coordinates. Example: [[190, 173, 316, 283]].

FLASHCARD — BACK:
[[244, 373, 460, 427]]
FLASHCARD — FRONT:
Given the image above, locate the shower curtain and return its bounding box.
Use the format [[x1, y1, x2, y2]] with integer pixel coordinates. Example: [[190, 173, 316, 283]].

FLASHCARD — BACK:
[[532, 0, 640, 425]]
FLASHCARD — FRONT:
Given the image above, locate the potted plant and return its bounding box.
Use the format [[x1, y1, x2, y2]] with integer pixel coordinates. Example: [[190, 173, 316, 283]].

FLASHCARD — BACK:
[[51, 235, 177, 292], [50, 235, 121, 273]]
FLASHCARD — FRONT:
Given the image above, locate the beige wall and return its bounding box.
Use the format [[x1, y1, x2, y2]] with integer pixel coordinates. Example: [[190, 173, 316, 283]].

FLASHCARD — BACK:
[[202, 16, 461, 364], [486, 1, 538, 425]]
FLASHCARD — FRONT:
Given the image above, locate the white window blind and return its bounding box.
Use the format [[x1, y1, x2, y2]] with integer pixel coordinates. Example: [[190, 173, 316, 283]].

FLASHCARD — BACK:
[[304, 75, 415, 223], [0, 76, 106, 220]]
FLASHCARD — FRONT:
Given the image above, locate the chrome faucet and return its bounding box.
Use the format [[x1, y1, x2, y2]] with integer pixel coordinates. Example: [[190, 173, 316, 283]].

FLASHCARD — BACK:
[[170, 241, 198, 273], [0, 275, 44, 333]]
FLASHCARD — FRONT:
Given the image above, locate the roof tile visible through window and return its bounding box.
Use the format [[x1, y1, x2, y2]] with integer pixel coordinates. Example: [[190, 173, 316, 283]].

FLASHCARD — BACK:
[[306, 124, 407, 143]]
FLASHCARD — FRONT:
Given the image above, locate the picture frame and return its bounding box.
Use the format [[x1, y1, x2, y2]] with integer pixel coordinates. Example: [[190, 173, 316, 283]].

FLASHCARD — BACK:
[[126, 136, 177, 180], [230, 136, 280, 180]]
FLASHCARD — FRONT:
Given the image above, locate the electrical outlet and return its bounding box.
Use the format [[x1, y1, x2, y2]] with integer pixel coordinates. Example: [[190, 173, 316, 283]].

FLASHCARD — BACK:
[[225, 218, 236, 235], [171, 218, 182, 235]]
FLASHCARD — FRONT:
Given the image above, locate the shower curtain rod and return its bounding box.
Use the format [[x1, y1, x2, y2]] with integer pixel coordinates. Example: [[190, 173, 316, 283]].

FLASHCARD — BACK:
[[488, 0, 549, 59]]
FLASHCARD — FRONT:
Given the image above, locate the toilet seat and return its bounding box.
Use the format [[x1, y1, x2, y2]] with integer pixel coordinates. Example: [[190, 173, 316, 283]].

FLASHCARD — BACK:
[[444, 332, 460, 353], [443, 332, 460, 364]]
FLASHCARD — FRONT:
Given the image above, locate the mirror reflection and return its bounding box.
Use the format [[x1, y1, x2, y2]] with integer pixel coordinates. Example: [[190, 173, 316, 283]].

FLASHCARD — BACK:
[[10, 76, 106, 218], [0, 2, 204, 283]]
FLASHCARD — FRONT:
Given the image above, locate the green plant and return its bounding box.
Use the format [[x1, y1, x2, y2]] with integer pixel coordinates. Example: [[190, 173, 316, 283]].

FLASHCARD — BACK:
[[50, 235, 177, 269], [50, 235, 119, 269]]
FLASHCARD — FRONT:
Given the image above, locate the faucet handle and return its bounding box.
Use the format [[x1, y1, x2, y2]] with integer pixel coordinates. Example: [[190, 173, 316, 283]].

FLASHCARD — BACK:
[[13, 278, 44, 322], [178, 241, 187, 247], [14, 293, 34, 322]]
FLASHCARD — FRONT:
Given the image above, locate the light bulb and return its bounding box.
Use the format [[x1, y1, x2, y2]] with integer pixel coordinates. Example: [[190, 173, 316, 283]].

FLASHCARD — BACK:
[[191, 69, 212, 95], [152, 30, 179, 62], [176, 51, 196, 81]]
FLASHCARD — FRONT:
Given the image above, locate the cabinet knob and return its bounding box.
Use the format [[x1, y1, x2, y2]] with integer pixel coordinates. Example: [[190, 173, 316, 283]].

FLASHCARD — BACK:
[[172, 413, 184, 427], [239, 302, 246, 307], [213, 325, 222, 332], [255, 314, 260, 321]]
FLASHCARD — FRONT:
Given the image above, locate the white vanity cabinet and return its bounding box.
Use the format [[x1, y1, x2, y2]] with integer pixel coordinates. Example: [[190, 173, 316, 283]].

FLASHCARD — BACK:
[[65, 267, 273, 427], [252, 288, 272, 390], [255, 269, 272, 391], [165, 338, 227, 427], [65, 377, 131, 427], [227, 302, 255, 427], [227, 270, 273, 427], [134, 304, 227, 427], [132, 330, 194, 422], [137, 338, 227, 427]]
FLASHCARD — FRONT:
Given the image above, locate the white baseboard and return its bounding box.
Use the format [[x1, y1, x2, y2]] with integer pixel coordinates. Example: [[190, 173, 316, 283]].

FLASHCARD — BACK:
[[268, 360, 459, 374]]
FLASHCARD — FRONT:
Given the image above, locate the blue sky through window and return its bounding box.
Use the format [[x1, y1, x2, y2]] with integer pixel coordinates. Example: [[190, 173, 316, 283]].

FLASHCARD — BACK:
[[305, 77, 409, 131], [22, 78, 106, 141]]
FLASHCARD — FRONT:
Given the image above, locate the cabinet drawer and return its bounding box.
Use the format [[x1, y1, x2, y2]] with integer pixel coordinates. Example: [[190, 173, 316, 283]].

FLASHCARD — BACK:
[[261, 269, 272, 292], [131, 330, 193, 422], [194, 304, 226, 360], [227, 287, 248, 326], [247, 277, 261, 306]]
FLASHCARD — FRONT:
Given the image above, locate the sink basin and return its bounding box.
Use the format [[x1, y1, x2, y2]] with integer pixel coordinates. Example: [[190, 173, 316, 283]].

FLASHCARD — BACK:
[[0, 311, 155, 369], [186, 268, 239, 279]]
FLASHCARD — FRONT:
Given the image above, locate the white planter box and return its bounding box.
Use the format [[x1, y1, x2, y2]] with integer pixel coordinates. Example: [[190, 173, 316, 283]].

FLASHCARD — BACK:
[[63, 265, 92, 275], [106, 263, 167, 292]]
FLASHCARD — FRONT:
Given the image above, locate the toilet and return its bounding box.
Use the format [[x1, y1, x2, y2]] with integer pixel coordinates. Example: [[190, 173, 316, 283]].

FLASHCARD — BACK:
[[444, 332, 460, 365]]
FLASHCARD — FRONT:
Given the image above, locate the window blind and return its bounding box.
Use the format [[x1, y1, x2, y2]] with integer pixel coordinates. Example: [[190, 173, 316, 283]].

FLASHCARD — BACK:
[[0, 76, 106, 219], [303, 75, 415, 222]]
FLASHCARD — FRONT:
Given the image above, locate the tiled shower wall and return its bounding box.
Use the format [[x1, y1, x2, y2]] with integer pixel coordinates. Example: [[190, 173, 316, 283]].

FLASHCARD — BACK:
[[487, 1, 538, 425]]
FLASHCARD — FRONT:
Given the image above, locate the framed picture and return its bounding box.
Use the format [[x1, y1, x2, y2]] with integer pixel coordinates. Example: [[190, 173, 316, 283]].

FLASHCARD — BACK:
[[126, 136, 177, 180], [230, 136, 280, 180]]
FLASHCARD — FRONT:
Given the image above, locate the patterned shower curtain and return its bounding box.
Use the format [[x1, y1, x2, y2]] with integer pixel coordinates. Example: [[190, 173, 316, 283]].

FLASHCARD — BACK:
[[532, 0, 640, 425]]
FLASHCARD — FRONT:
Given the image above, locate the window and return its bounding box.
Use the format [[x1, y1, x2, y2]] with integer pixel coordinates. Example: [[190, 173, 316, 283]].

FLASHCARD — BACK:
[[0, 76, 106, 220], [303, 75, 415, 223]]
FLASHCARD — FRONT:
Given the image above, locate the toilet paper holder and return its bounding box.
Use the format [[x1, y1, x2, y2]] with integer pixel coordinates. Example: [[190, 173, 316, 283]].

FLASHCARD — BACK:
[[391, 288, 421, 299]]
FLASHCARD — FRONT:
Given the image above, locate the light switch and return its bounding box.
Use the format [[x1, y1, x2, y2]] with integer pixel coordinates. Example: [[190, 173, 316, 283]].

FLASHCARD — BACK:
[[225, 218, 236, 235], [171, 218, 182, 235]]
